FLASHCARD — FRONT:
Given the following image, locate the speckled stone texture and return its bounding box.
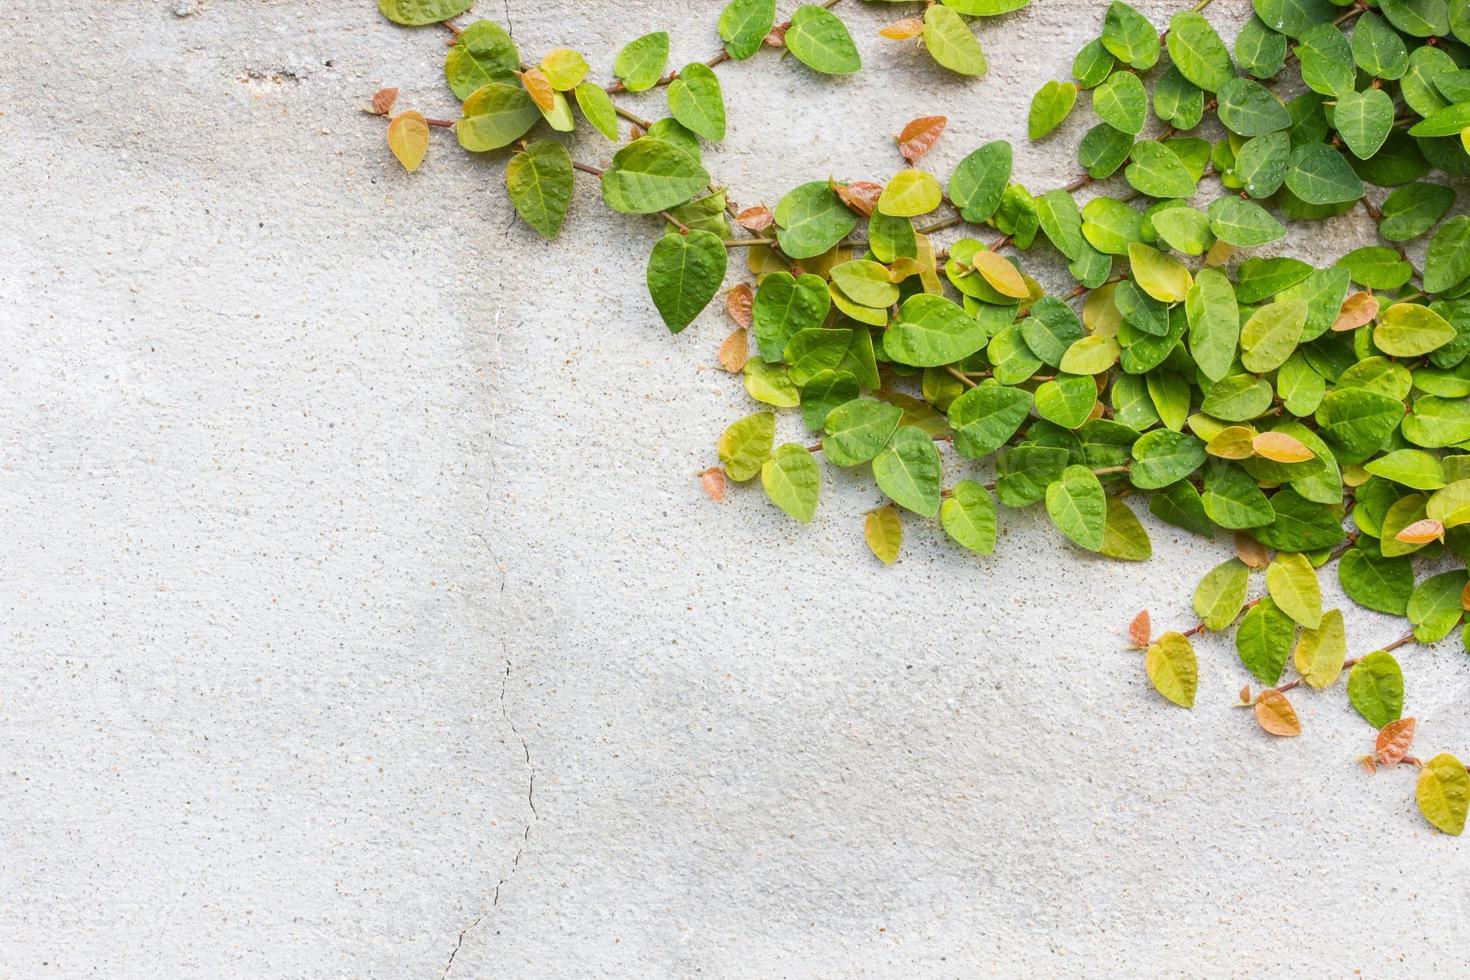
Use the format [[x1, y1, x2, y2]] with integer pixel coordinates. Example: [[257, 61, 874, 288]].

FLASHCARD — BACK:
[[3, 1, 1469, 976]]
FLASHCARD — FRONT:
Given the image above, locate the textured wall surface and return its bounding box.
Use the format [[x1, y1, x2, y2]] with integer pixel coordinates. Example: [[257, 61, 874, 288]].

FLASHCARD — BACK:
[[3, 1, 1469, 976]]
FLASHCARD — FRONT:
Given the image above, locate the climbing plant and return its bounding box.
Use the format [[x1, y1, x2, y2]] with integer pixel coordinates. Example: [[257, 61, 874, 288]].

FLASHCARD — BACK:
[[370, 0, 1470, 836]]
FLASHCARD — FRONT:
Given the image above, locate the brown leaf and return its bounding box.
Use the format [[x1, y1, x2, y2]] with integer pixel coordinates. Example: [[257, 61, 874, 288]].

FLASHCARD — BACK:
[[1359, 755, 1378, 774], [1254, 689, 1302, 737], [763, 25, 787, 47], [1375, 717, 1417, 766], [834, 180, 883, 218], [726, 284, 753, 329], [1333, 291, 1379, 332], [518, 68, 556, 112], [879, 17, 925, 40], [718, 327, 749, 373], [897, 115, 947, 161], [368, 86, 399, 115], [736, 206, 774, 232], [1204, 240, 1235, 268], [700, 466, 728, 502], [1128, 610, 1151, 650], [1234, 532, 1270, 569], [1239, 685, 1252, 705], [1252, 430, 1314, 463], [628, 124, 645, 141], [1395, 518, 1445, 545], [1461, 580, 1470, 611]]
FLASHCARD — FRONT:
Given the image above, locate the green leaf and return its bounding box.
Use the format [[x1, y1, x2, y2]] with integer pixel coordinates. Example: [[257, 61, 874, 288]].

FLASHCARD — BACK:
[[1351, 11, 1409, 80], [1216, 77, 1292, 136], [1285, 142, 1364, 205], [1203, 461, 1274, 529], [1266, 551, 1322, 628], [1185, 268, 1240, 382], [1150, 479, 1214, 536], [1207, 197, 1285, 247], [1293, 606, 1345, 688], [1146, 631, 1197, 707], [1073, 38, 1116, 89], [1375, 303, 1456, 356], [1194, 558, 1250, 631], [1347, 651, 1404, 729], [1036, 190, 1088, 261], [1081, 196, 1142, 253], [1425, 216, 1470, 293], [505, 139, 573, 240], [1152, 206, 1213, 255], [1333, 87, 1394, 160], [1236, 15, 1288, 78], [1240, 298, 1308, 374], [1428, 479, 1470, 526], [949, 141, 1012, 223], [941, 480, 998, 554], [1154, 67, 1204, 129], [718, 410, 775, 481], [1124, 140, 1197, 198], [1235, 131, 1291, 197], [719, 0, 776, 60], [1365, 449, 1446, 490], [873, 426, 943, 517], [921, 4, 987, 76], [997, 445, 1069, 506], [787, 4, 861, 74], [774, 181, 858, 259], [830, 260, 898, 309], [1417, 753, 1469, 835], [456, 81, 540, 152], [1295, 23, 1354, 98], [1166, 10, 1233, 91], [1252, 486, 1345, 550], [601, 138, 710, 214], [784, 328, 852, 385], [753, 272, 830, 361], [800, 370, 859, 431], [1201, 374, 1272, 422], [761, 444, 820, 522], [1378, 182, 1456, 242], [1338, 246, 1413, 290], [1102, 1, 1161, 70], [379, 0, 473, 26], [1408, 569, 1468, 643], [878, 170, 943, 218], [1029, 81, 1078, 139], [1023, 297, 1085, 367], [1381, 0, 1450, 37], [1252, 0, 1336, 38], [1078, 123, 1135, 179], [1338, 545, 1414, 615], [444, 20, 519, 99], [573, 83, 619, 140], [885, 294, 989, 367], [1404, 396, 1470, 448], [948, 384, 1032, 458], [823, 399, 903, 467], [1093, 70, 1148, 135], [667, 63, 726, 141], [1236, 596, 1295, 684], [1237, 257, 1313, 303], [868, 211, 917, 264], [1101, 496, 1152, 560], [1046, 464, 1107, 551], [613, 32, 669, 91], [1035, 374, 1097, 429], [1380, 493, 1430, 557], [1130, 429, 1206, 489]]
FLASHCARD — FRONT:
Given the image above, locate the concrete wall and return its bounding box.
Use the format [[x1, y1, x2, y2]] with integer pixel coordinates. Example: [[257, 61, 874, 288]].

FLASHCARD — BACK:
[[3, 0, 1468, 976]]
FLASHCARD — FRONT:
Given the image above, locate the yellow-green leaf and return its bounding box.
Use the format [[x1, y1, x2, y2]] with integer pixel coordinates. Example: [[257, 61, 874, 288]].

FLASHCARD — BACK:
[[386, 111, 429, 172], [1293, 606, 1345, 688], [1146, 631, 1198, 707], [864, 505, 902, 564], [1417, 753, 1470, 835], [878, 170, 943, 218], [1267, 552, 1322, 628], [1128, 243, 1193, 303]]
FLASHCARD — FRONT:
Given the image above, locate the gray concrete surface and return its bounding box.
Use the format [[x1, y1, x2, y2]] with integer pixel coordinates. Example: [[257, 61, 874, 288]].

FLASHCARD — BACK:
[[3, 0, 1470, 976]]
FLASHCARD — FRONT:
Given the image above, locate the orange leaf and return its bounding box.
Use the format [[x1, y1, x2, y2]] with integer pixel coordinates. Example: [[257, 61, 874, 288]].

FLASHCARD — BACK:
[[518, 68, 555, 112], [718, 327, 749, 373], [1462, 580, 1470, 611], [1239, 685, 1252, 705], [879, 17, 924, 40], [386, 111, 429, 172], [897, 115, 947, 161], [1359, 755, 1378, 774], [700, 466, 727, 502], [1375, 717, 1417, 766], [1252, 430, 1314, 463], [726, 284, 753, 329], [736, 206, 774, 232], [1254, 689, 1302, 737], [1395, 518, 1445, 545], [1128, 609, 1151, 649], [834, 180, 882, 217], [369, 86, 399, 115], [1234, 532, 1270, 569], [1332, 291, 1379, 332]]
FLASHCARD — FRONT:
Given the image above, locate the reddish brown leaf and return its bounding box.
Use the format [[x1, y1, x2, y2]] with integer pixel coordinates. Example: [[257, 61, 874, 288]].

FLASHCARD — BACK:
[[879, 17, 925, 40], [718, 328, 749, 373], [368, 86, 399, 115], [726, 284, 753, 329], [700, 466, 727, 502], [1255, 689, 1302, 737], [1395, 518, 1445, 545], [835, 180, 883, 217], [1333, 291, 1379, 332], [1128, 609, 1151, 650], [1239, 685, 1252, 705], [897, 115, 947, 161], [763, 26, 787, 47], [1234, 532, 1270, 569], [1375, 717, 1417, 766], [518, 68, 555, 111], [736, 206, 774, 232], [1461, 580, 1470, 611]]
